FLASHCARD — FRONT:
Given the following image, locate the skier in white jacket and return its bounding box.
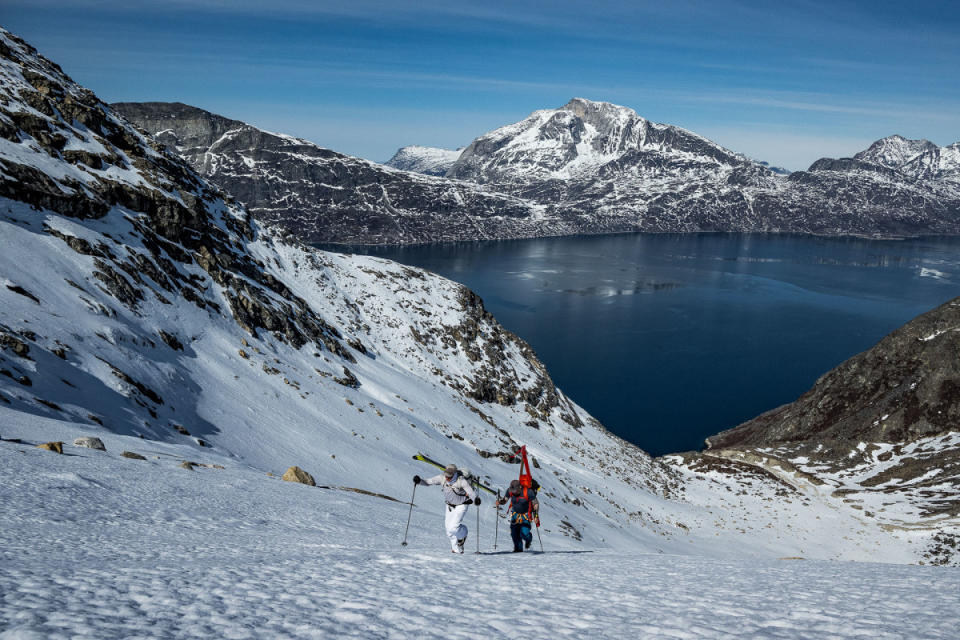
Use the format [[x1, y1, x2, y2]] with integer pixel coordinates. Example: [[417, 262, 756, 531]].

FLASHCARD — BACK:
[[413, 464, 479, 553]]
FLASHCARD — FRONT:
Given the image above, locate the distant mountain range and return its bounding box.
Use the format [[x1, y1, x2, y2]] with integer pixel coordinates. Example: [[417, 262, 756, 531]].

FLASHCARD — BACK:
[[109, 102, 552, 245], [114, 98, 960, 244]]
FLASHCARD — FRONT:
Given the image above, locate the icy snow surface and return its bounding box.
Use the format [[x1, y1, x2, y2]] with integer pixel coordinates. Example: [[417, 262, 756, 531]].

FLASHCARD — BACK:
[[2, 418, 959, 640]]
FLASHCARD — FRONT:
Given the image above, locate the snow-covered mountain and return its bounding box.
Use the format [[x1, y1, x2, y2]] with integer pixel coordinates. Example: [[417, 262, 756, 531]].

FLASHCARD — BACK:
[[854, 134, 940, 170], [445, 97, 786, 233], [851, 135, 960, 184], [447, 98, 960, 237], [3, 29, 680, 536], [384, 144, 462, 176], [447, 97, 775, 190], [110, 102, 553, 245], [1, 22, 958, 601], [778, 135, 960, 236]]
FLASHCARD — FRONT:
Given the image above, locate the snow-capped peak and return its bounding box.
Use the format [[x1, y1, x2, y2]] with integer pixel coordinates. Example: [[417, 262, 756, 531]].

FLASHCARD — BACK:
[[383, 145, 462, 176], [448, 97, 752, 185], [854, 134, 939, 170]]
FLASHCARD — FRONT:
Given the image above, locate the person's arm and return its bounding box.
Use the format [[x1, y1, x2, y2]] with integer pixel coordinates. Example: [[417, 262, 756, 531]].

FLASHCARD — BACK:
[[459, 477, 478, 501], [416, 473, 444, 486]]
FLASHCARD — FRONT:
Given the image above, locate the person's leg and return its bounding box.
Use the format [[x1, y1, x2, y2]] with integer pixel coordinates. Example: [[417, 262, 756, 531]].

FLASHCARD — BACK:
[[510, 522, 523, 552], [521, 523, 533, 549], [445, 505, 468, 552]]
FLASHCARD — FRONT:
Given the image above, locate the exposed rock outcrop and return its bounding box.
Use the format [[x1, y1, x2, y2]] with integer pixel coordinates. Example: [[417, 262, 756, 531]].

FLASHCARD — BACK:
[[282, 466, 316, 486]]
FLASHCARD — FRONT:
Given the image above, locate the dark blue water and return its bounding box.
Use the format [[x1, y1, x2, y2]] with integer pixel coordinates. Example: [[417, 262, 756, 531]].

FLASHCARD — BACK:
[[320, 234, 960, 456]]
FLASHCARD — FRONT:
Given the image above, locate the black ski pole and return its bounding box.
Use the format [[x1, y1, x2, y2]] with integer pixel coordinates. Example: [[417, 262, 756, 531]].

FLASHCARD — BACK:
[[535, 517, 543, 552], [401, 482, 417, 547], [474, 480, 480, 554], [494, 489, 501, 550]]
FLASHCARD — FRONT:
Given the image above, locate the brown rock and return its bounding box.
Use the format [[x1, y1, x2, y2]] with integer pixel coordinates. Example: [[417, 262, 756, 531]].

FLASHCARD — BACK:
[[36, 441, 63, 454], [282, 465, 316, 486], [179, 460, 198, 471], [121, 450, 146, 460]]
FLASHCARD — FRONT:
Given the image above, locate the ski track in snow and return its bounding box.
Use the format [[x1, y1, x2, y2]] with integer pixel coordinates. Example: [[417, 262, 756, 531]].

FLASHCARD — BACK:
[[2, 437, 959, 640]]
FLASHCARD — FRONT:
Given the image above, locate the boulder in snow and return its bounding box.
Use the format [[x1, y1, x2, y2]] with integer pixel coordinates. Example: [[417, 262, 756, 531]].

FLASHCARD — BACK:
[[282, 466, 316, 486], [73, 437, 106, 451], [36, 441, 63, 454], [121, 451, 146, 460]]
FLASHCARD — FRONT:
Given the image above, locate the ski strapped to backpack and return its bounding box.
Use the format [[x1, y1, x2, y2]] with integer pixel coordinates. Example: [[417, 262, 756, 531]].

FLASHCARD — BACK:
[[513, 445, 542, 532], [411, 453, 497, 495], [511, 445, 540, 493]]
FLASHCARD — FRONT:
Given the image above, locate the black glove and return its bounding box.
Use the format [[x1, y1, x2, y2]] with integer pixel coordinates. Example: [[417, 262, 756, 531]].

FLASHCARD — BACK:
[[464, 498, 474, 505], [474, 497, 481, 506], [413, 475, 421, 484]]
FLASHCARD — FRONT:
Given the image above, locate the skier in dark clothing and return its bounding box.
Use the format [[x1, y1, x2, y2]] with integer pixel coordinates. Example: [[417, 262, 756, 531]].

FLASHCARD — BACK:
[[495, 479, 539, 552]]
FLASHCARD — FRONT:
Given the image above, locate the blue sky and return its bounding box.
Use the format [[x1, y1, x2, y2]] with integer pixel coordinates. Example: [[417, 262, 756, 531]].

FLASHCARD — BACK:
[[3, 0, 959, 170]]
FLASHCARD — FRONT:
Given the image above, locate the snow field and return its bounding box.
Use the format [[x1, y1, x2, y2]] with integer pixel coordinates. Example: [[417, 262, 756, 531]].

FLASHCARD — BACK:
[[2, 421, 959, 640]]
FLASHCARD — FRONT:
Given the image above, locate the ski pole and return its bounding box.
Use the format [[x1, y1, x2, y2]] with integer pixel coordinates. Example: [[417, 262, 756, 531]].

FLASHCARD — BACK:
[[474, 480, 480, 554], [535, 516, 543, 552], [401, 482, 417, 547], [494, 489, 501, 550]]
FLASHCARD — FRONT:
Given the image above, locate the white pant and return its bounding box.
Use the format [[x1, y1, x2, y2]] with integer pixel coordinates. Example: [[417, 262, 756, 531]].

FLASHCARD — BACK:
[[444, 504, 468, 552]]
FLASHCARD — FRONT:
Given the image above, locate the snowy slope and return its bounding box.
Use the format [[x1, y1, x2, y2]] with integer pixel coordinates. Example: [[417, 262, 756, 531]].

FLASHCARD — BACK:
[[384, 144, 462, 176], [3, 422, 960, 639]]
